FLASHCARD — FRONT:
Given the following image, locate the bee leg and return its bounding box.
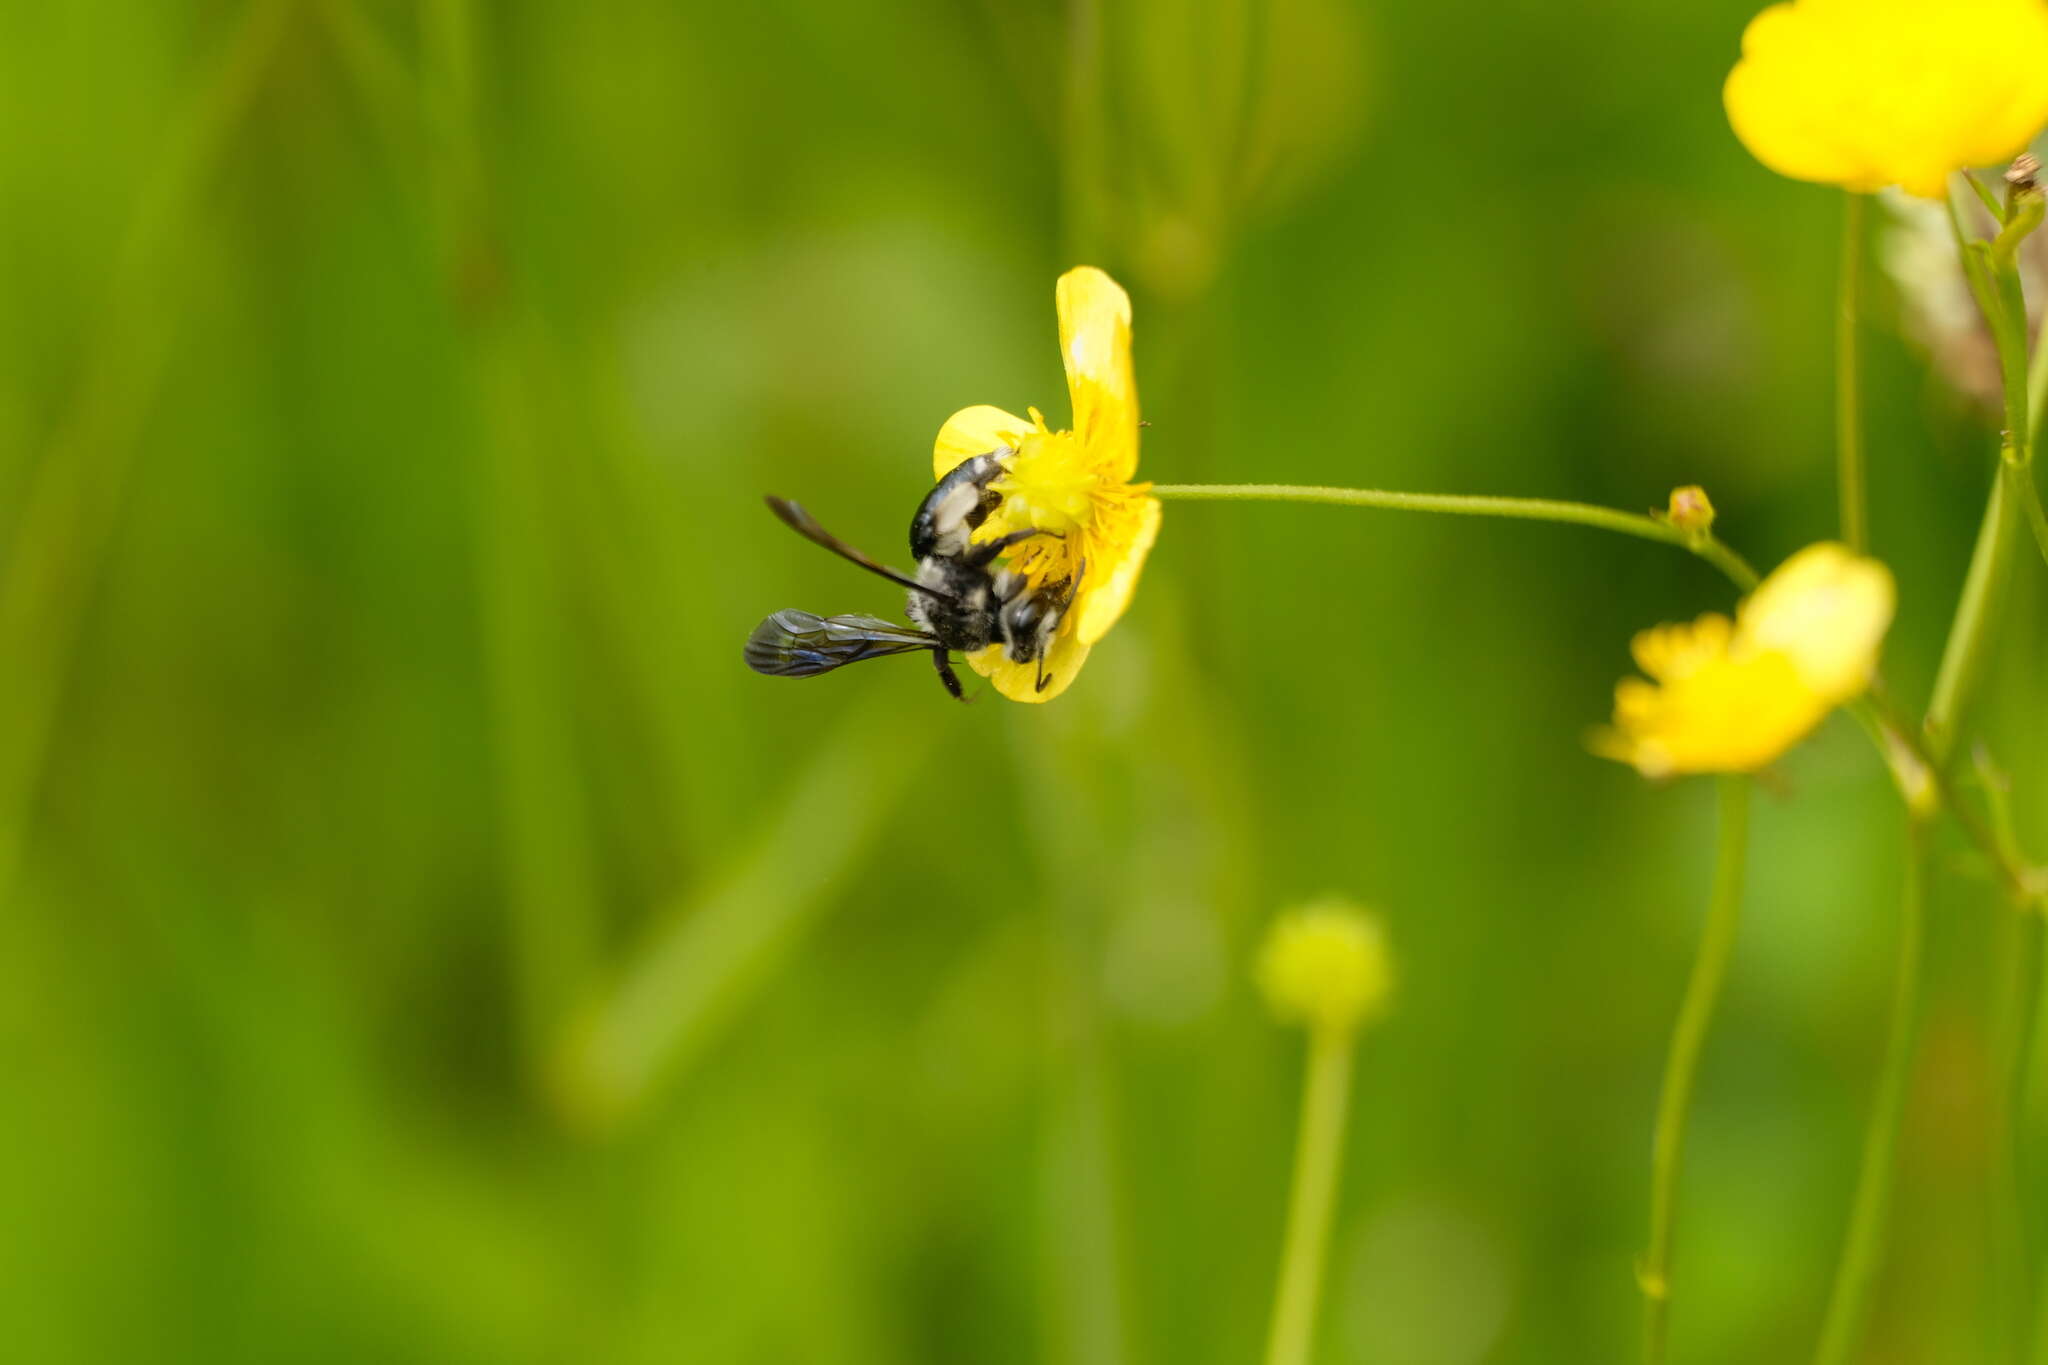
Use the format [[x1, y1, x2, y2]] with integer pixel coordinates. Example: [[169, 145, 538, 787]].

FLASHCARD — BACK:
[[1035, 655, 1051, 693], [966, 527, 1064, 569], [931, 649, 967, 702]]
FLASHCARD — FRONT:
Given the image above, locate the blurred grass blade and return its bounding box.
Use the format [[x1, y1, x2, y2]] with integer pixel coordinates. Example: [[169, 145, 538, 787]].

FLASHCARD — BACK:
[[0, 0, 297, 907], [1041, 1035, 1132, 1365], [1014, 705, 1136, 1365], [558, 691, 940, 1129], [423, 0, 604, 1064], [464, 310, 605, 1063]]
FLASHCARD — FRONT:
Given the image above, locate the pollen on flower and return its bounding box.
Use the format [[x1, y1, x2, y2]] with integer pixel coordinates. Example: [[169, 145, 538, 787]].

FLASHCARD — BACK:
[[1256, 899, 1394, 1035], [1591, 542, 1895, 778]]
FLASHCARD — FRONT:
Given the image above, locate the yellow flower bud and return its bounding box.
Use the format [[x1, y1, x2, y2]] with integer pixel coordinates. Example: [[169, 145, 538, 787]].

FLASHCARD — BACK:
[[1256, 900, 1393, 1035], [1663, 486, 1716, 537], [1724, 0, 2048, 199]]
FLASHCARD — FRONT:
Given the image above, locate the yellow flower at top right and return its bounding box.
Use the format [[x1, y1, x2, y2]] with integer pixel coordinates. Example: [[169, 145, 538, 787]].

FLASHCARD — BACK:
[[1725, 0, 2048, 198]]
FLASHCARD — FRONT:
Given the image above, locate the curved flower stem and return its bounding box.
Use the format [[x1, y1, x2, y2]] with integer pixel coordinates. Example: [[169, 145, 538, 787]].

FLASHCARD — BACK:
[[1640, 776, 1750, 1365], [1151, 482, 2042, 898], [1149, 484, 1760, 590], [1813, 825, 1931, 1365], [1838, 191, 1868, 552], [1263, 1021, 1357, 1365]]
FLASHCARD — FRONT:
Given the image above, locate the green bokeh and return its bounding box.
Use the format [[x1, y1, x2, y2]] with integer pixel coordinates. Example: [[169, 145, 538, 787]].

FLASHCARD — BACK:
[[1, 2, 2039, 1362]]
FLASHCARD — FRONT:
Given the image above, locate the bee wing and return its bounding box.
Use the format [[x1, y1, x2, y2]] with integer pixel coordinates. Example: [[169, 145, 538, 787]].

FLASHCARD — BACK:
[[764, 496, 955, 602], [744, 609, 939, 677]]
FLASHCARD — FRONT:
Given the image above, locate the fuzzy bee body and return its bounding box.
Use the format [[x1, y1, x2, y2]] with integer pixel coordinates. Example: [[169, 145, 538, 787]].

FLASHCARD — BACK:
[[745, 453, 1076, 698]]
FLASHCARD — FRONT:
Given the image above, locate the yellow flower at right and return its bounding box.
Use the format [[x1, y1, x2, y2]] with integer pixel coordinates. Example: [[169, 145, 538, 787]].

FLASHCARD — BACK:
[[1594, 544, 1895, 779], [1725, 0, 2048, 198]]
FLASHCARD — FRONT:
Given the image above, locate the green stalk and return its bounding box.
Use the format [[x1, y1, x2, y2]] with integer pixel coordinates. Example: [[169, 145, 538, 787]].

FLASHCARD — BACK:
[[1929, 179, 2041, 758], [1927, 479, 2021, 760], [1837, 192, 1868, 552], [1263, 1022, 1358, 1365], [1812, 829, 1931, 1365], [1149, 484, 1759, 589], [1641, 776, 1750, 1365], [1939, 176, 2048, 1363], [1988, 193, 2048, 574]]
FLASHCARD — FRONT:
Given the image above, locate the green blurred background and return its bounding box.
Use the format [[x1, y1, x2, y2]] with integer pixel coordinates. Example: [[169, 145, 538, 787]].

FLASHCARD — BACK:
[[3, 1, 2044, 1361]]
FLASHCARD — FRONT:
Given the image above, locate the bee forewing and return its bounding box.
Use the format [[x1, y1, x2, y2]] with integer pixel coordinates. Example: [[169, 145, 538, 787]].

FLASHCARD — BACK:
[[744, 609, 938, 677]]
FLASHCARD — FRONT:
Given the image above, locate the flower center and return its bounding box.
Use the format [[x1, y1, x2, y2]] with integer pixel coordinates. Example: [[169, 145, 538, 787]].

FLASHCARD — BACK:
[[995, 430, 1098, 535]]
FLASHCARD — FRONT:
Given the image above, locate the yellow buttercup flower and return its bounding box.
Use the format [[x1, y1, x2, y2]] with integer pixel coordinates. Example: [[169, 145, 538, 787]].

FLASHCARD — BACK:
[[1593, 543, 1895, 778], [1256, 898, 1393, 1036], [1725, 0, 2048, 198], [932, 267, 1161, 702]]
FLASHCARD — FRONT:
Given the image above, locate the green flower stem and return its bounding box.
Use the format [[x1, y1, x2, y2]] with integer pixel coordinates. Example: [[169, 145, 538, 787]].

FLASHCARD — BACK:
[[1813, 826, 1931, 1365], [2005, 461, 2048, 568], [1940, 186, 2048, 1365], [1149, 484, 1759, 590], [1985, 197, 2048, 573], [1640, 775, 1750, 1365], [1857, 694, 2034, 901], [1968, 171, 2009, 223], [1263, 1021, 1357, 1365], [1929, 181, 2043, 760], [2029, 270, 2048, 437], [1151, 484, 2037, 898], [1838, 191, 1869, 552], [1926, 478, 2021, 761]]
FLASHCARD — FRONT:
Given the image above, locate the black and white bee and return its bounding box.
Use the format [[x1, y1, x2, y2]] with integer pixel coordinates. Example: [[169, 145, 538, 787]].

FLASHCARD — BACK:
[[744, 453, 1079, 699]]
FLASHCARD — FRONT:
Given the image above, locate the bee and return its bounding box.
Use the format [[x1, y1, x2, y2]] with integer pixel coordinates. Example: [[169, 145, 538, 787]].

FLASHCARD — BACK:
[[744, 453, 1078, 699]]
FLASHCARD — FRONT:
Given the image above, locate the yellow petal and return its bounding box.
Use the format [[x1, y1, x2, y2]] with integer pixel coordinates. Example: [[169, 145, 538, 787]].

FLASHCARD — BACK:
[[1630, 614, 1734, 684], [1072, 496, 1162, 644], [1597, 649, 1830, 777], [964, 631, 1093, 703], [1056, 267, 1139, 480], [1723, 0, 2048, 198], [933, 404, 1033, 481], [1736, 542, 1895, 702]]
